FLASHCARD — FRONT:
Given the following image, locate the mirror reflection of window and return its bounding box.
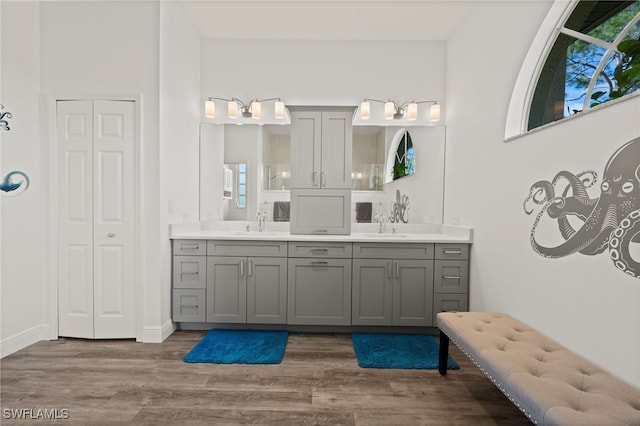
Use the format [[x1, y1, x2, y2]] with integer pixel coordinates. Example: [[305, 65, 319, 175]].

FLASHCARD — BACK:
[[236, 163, 247, 208], [386, 129, 415, 183], [352, 126, 385, 191], [262, 125, 291, 191]]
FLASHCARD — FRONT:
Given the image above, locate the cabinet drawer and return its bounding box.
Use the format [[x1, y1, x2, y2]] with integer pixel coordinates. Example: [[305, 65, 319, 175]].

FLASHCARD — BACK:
[[207, 240, 288, 257], [434, 260, 469, 293], [288, 241, 353, 258], [173, 239, 206, 256], [173, 256, 206, 289], [353, 242, 434, 260], [433, 293, 468, 324], [173, 289, 206, 322], [434, 243, 469, 260]]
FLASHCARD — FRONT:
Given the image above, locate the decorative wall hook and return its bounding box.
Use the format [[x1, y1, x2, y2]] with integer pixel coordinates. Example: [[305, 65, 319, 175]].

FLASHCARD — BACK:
[[0, 104, 12, 131], [0, 104, 31, 196]]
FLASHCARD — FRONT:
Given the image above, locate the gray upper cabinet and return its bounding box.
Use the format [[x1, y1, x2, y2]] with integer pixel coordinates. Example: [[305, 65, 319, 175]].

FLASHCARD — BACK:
[[290, 108, 353, 189]]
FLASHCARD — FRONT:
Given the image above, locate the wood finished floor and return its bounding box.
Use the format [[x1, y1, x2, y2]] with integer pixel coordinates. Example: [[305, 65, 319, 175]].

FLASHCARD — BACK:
[[1, 331, 531, 425]]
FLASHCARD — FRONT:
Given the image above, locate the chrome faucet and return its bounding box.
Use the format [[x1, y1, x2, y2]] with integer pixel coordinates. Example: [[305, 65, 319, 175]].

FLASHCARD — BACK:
[[375, 213, 387, 233], [256, 211, 268, 232]]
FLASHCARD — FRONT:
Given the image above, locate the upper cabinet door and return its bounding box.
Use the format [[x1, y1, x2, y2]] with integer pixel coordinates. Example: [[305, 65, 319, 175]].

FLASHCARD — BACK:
[[290, 110, 322, 188], [290, 108, 352, 189], [321, 111, 352, 189]]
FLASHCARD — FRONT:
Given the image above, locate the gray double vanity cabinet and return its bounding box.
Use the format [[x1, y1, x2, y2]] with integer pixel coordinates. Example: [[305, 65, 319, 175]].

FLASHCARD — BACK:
[[172, 236, 470, 330]]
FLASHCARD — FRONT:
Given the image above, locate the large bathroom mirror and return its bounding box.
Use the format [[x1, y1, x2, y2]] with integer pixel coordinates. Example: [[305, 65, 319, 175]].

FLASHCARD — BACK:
[[199, 122, 446, 224]]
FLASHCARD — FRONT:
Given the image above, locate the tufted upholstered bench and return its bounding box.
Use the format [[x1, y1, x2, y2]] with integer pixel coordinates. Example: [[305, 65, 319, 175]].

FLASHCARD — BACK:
[[437, 312, 640, 425]]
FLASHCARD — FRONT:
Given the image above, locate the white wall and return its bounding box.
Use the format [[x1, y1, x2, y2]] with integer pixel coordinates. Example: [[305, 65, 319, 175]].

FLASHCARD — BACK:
[[159, 0, 202, 338], [0, 1, 46, 355], [1, 0, 171, 353], [446, 0, 640, 387]]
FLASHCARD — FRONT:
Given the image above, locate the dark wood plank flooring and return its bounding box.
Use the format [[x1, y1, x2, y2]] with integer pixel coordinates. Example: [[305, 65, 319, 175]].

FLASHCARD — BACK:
[[1, 331, 530, 425]]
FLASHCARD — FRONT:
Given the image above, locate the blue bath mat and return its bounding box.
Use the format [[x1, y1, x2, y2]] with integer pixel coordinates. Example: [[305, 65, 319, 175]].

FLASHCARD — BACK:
[[184, 329, 288, 364], [351, 333, 459, 369]]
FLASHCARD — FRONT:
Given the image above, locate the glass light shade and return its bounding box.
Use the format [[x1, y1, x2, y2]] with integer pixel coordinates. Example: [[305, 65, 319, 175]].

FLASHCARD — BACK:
[[384, 101, 395, 120], [274, 101, 285, 119], [204, 100, 215, 118], [360, 101, 371, 120], [251, 101, 262, 119], [407, 102, 418, 121], [429, 103, 441, 122], [228, 101, 238, 119]]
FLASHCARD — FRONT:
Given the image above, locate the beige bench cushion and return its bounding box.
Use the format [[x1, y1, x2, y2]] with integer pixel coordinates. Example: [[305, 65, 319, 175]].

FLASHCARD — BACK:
[[437, 312, 640, 425]]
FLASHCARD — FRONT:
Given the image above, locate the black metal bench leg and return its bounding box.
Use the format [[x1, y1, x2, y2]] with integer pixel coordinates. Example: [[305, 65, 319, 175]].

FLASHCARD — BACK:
[[438, 330, 450, 376]]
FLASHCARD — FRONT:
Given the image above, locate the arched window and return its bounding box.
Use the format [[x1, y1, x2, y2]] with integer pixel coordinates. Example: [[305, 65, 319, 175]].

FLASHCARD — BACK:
[[385, 129, 415, 183], [507, 0, 640, 137]]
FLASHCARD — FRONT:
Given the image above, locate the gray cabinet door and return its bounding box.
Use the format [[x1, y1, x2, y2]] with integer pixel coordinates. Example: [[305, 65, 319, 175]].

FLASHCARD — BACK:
[[434, 260, 469, 294], [247, 257, 287, 324], [321, 111, 352, 189], [173, 289, 206, 322], [172, 255, 206, 289], [287, 258, 352, 325], [392, 259, 434, 326], [352, 259, 393, 325], [433, 293, 469, 324], [290, 110, 322, 188], [207, 256, 247, 323]]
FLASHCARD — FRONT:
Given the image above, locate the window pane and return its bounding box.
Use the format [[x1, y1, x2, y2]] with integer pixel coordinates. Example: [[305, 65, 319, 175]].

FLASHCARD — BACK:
[[237, 196, 246, 207], [565, 1, 637, 39], [238, 163, 246, 173], [238, 173, 246, 185], [238, 185, 246, 196]]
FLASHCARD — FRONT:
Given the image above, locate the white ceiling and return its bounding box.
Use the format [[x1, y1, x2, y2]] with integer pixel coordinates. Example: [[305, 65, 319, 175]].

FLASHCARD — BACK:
[[177, 1, 473, 41]]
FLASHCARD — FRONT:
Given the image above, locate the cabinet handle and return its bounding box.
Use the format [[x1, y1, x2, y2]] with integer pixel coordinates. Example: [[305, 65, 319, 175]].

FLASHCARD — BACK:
[[395, 262, 400, 278], [181, 244, 199, 250], [443, 248, 462, 255], [442, 275, 461, 280], [311, 261, 329, 265], [387, 262, 392, 279], [312, 229, 328, 234], [321, 170, 326, 187], [240, 260, 245, 277], [107, 233, 116, 238], [181, 304, 198, 309], [248, 260, 253, 276], [311, 248, 329, 253]]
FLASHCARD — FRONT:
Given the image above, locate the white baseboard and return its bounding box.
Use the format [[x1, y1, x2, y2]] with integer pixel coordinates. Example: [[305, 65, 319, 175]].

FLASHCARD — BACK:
[[142, 320, 176, 343], [1, 324, 50, 358]]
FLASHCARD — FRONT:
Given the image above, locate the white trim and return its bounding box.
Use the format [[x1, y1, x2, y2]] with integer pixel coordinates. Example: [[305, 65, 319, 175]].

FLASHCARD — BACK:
[[560, 27, 614, 51], [44, 93, 143, 342], [1, 324, 50, 359], [505, 0, 577, 139], [142, 320, 176, 343]]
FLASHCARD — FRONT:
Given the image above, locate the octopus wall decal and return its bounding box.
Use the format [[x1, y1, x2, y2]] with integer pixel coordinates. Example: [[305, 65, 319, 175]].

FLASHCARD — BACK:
[[523, 138, 640, 279]]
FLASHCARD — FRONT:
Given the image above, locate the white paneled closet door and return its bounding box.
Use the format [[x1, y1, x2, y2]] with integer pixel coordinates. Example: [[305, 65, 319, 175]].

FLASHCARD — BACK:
[[57, 100, 136, 339]]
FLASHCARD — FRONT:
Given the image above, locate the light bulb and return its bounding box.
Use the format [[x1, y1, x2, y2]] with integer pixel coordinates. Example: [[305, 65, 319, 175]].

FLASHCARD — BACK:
[[407, 102, 418, 121], [360, 101, 371, 120], [205, 100, 215, 118], [274, 100, 285, 119], [430, 103, 441, 122], [384, 101, 395, 120], [251, 101, 261, 119], [228, 101, 238, 119]]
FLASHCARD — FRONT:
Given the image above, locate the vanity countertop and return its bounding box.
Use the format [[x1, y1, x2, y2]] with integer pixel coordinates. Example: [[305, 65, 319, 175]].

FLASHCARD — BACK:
[[170, 221, 473, 244]]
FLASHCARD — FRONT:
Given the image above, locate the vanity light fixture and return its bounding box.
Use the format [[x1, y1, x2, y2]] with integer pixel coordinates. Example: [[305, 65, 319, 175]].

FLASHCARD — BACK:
[[359, 98, 440, 122], [205, 97, 286, 120]]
